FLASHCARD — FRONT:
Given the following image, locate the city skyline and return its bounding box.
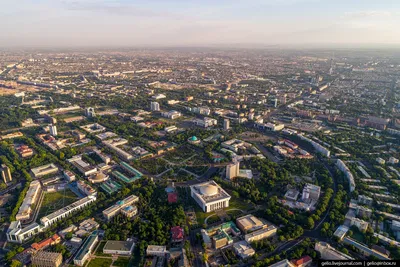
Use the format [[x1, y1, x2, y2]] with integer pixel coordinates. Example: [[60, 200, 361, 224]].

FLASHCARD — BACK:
[[1, 0, 400, 48]]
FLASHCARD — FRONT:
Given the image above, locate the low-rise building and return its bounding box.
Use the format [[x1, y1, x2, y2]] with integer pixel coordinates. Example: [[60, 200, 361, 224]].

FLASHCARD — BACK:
[[162, 110, 181, 119], [284, 188, 300, 202], [103, 240, 135, 255], [333, 225, 349, 241], [41, 196, 97, 228], [31, 164, 59, 178], [147, 245, 168, 257], [315, 242, 354, 260], [343, 237, 391, 260], [269, 259, 295, 267], [74, 232, 98, 266], [201, 221, 241, 249], [31, 234, 61, 251], [76, 180, 97, 196], [103, 195, 139, 220], [233, 241, 255, 259], [244, 225, 277, 243], [350, 217, 369, 232], [171, 226, 184, 242], [67, 155, 98, 177], [193, 117, 217, 128], [236, 214, 266, 233], [31, 251, 62, 267], [291, 255, 312, 267]]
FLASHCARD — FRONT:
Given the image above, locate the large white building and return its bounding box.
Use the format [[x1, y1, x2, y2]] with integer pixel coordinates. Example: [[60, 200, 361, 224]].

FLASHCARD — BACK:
[[103, 195, 139, 220], [16, 180, 41, 221], [297, 133, 331, 157], [146, 245, 168, 257], [264, 122, 285, 131], [49, 124, 58, 137], [67, 155, 98, 177], [41, 196, 97, 228], [193, 117, 217, 128], [315, 242, 354, 260], [302, 183, 321, 201], [162, 110, 182, 120], [31, 163, 59, 178], [244, 225, 277, 243], [152, 94, 166, 100], [7, 221, 41, 243], [190, 181, 231, 213], [336, 159, 355, 192], [150, 101, 160, 111], [102, 138, 133, 161]]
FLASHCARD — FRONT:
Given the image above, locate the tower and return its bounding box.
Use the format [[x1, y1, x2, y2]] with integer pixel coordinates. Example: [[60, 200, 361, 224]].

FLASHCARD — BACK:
[[85, 107, 95, 118], [49, 124, 58, 137], [223, 119, 230, 130], [1, 164, 12, 183], [226, 160, 240, 179], [151, 102, 160, 111]]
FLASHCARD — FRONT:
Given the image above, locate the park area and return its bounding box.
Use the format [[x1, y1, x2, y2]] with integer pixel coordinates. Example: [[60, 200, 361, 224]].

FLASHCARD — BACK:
[[37, 189, 79, 219]]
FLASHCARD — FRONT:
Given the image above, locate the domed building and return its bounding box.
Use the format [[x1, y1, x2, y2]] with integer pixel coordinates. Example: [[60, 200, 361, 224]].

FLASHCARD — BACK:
[[188, 136, 201, 145], [190, 180, 231, 213], [88, 171, 109, 184]]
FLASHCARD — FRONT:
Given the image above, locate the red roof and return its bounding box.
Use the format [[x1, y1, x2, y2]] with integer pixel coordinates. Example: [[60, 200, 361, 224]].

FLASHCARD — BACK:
[[168, 192, 178, 203], [31, 234, 61, 251], [171, 226, 184, 241], [291, 255, 312, 266]]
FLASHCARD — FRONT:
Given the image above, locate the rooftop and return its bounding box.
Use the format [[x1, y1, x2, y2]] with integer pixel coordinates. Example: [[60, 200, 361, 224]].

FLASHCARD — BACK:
[[103, 240, 134, 252]]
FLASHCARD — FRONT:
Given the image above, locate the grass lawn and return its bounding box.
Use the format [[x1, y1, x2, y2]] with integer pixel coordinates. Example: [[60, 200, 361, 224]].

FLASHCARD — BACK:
[[163, 147, 195, 163], [226, 195, 252, 211], [86, 257, 112, 267], [37, 189, 78, 219], [195, 208, 212, 226], [193, 195, 250, 226], [114, 257, 131, 267], [133, 158, 168, 175]]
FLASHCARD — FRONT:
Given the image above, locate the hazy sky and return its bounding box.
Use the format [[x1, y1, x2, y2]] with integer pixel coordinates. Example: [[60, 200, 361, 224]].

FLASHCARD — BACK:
[[1, 0, 400, 48]]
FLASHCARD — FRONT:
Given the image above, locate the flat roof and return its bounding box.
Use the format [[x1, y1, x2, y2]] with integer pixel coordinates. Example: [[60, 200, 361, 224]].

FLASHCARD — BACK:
[[104, 241, 134, 252], [41, 196, 96, 223], [75, 232, 98, 261]]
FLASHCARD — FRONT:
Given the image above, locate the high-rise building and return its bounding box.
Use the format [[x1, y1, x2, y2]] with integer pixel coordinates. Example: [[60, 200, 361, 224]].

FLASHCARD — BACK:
[[274, 98, 278, 108], [85, 107, 96, 117], [223, 119, 230, 130], [150, 102, 160, 111], [49, 124, 58, 137], [226, 161, 239, 179], [1, 164, 12, 183]]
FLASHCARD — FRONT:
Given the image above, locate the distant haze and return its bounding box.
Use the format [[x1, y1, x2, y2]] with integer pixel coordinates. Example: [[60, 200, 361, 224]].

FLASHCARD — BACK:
[[1, 0, 400, 48]]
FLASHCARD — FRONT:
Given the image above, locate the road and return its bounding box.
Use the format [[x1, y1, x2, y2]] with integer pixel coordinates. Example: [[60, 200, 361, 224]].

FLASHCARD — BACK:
[[0, 183, 21, 195], [189, 229, 204, 267]]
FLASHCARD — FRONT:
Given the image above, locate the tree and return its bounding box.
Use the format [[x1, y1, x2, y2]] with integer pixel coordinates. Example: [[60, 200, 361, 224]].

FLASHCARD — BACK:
[[10, 260, 22, 267], [306, 217, 315, 229], [65, 232, 73, 240], [202, 253, 209, 263]]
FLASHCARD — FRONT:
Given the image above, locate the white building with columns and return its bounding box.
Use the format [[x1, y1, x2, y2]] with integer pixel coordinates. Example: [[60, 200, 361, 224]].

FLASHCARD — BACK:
[[190, 180, 231, 213]]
